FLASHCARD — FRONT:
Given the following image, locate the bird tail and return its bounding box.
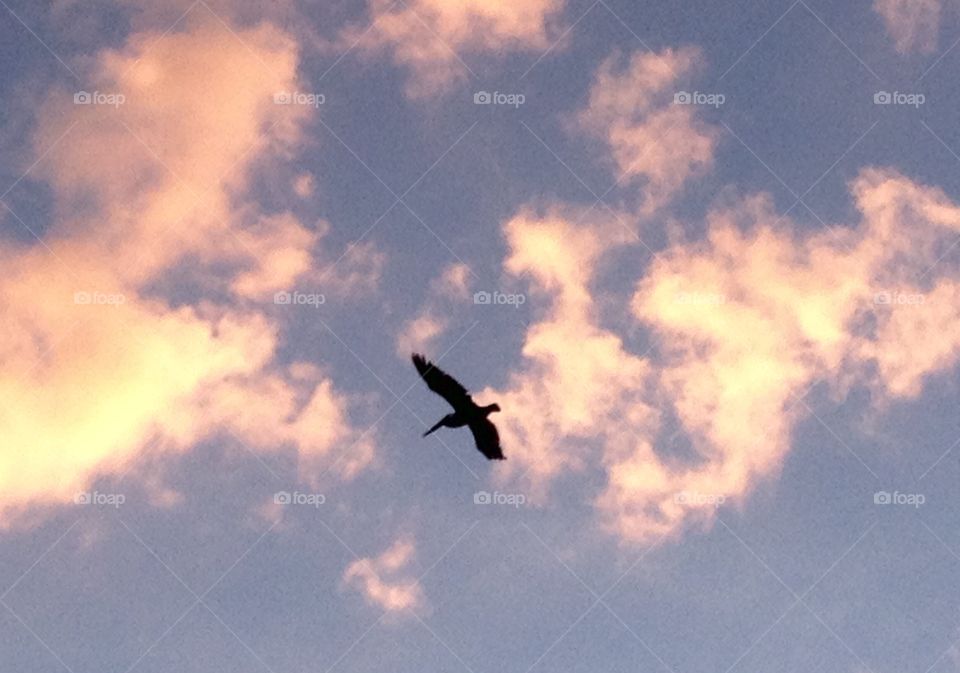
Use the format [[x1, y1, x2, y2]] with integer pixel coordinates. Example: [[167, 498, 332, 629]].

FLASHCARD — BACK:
[[423, 419, 444, 437]]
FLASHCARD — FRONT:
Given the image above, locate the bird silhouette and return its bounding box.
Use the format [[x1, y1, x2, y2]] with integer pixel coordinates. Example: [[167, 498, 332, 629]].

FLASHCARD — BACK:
[[411, 353, 505, 460]]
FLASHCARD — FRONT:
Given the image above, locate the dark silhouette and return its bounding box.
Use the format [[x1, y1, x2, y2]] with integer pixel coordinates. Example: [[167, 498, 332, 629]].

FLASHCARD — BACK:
[[411, 353, 505, 460]]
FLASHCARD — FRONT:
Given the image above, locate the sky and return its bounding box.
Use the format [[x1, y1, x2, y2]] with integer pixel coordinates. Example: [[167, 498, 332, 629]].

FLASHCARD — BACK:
[[2, 0, 960, 671]]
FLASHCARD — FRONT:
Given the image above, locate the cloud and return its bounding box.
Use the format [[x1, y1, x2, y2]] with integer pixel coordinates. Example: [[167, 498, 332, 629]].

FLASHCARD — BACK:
[[229, 212, 320, 301], [168, 363, 377, 482], [312, 239, 386, 298], [873, 0, 942, 54], [113, 0, 305, 34], [340, 0, 565, 97], [293, 172, 315, 198], [0, 16, 375, 522], [630, 170, 960, 538], [396, 262, 472, 355], [479, 208, 654, 490], [847, 168, 960, 395], [397, 314, 449, 356], [624, 168, 960, 541], [32, 17, 307, 283], [486, 168, 960, 545], [575, 48, 719, 215], [342, 535, 426, 615], [433, 262, 472, 299]]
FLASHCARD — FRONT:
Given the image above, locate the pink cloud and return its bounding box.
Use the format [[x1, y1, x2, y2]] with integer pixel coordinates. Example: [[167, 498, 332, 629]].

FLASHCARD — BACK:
[[575, 47, 719, 215], [0, 16, 375, 522], [396, 262, 473, 356], [873, 0, 942, 54], [484, 168, 960, 545], [342, 536, 426, 616], [340, 0, 565, 97]]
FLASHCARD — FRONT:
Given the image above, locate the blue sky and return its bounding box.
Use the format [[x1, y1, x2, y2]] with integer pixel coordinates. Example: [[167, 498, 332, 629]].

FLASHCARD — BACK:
[[2, 0, 960, 671]]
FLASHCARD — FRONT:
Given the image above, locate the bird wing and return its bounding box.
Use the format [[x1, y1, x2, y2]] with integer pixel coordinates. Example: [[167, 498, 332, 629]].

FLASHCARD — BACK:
[[468, 418, 505, 460], [411, 353, 472, 409]]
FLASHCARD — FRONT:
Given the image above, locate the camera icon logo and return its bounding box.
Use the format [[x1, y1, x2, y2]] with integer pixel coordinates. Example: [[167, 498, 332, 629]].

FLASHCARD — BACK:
[[474, 490, 492, 504], [274, 491, 292, 505], [474, 91, 492, 105], [74, 91, 92, 104], [674, 91, 692, 104], [874, 491, 891, 504], [274, 92, 292, 104], [74, 291, 92, 304], [274, 291, 292, 305], [874, 291, 891, 305], [473, 290, 492, 304], [874, 91, 892, 105]]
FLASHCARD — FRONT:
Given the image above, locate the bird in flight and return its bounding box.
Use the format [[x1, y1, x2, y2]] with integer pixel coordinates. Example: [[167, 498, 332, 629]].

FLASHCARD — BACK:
[[411, 353, 505, 460]]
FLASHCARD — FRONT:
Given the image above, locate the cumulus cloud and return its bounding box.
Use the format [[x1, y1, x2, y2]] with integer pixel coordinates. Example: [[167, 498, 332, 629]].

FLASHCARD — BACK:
[[486, 168, 960, 544], [340, 0, 565, 97], [624, 168, 960, 541], [479, 208, 655, 490], [873, 0, 942, 54], [0, 17, 375, 522], [342, 536, 425, 616], [32, 18, 306, 284], [575, 47, 719, 215]]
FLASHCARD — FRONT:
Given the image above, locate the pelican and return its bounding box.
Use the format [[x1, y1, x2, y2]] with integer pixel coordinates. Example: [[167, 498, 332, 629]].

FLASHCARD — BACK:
[[411, 353, 505, 460]]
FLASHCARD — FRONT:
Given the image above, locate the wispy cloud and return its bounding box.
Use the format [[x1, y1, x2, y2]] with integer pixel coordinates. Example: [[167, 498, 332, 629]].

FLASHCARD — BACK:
[[873, 0, 942, 54], [339, 0, 566, 96], [342, 535, 426, 616], [575, 47, 720, 214], [396, 262, 472, 355]]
